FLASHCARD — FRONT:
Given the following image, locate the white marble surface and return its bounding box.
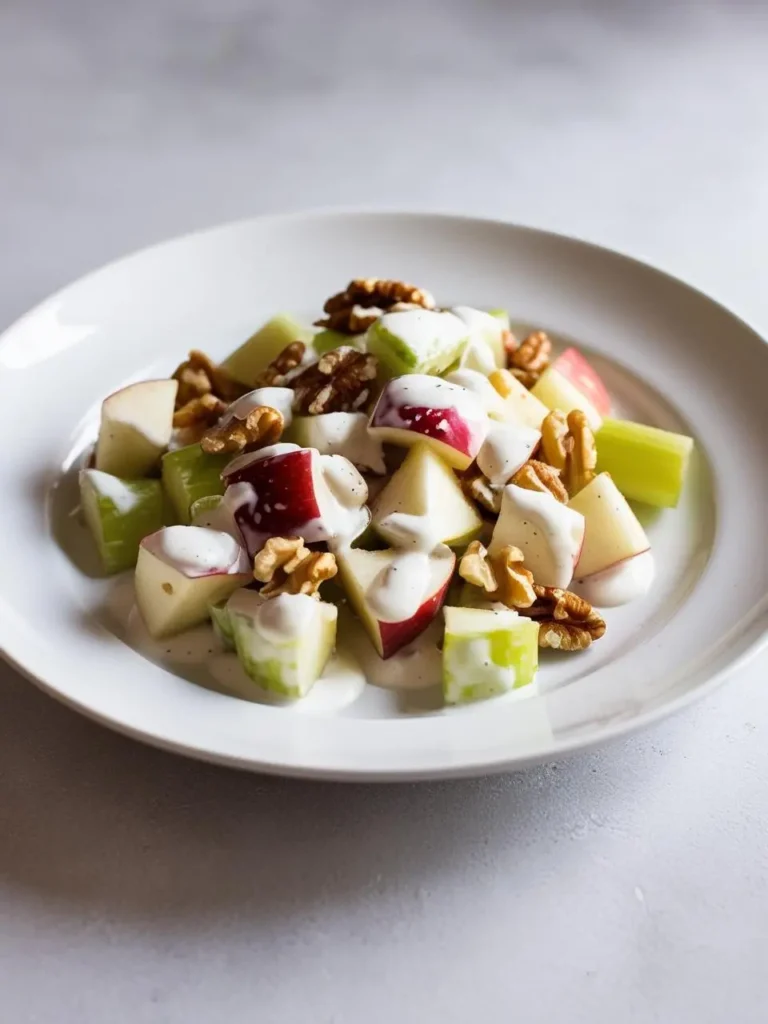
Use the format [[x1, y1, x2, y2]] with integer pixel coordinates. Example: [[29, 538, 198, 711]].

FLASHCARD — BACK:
[[2, 1, 768, 1020]]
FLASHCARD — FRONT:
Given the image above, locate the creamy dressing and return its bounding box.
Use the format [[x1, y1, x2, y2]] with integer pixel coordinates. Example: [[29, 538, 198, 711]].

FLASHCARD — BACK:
[[366, 550, 432, 623], [225, 386, 295, 426], [86, 470, 140, 513], [477, 422, 541, 486], [318, 454, 370, 548], [572, 550, 655, 607], [490, 484, 585, 590], [150, 525, 248, 577], [375, 512, 442, 552], [376, 309, 467, 361], [377, 373, 485, 416], [450, 305, 504, 342], [296, 411, 386, 474], [445, 368, 506, 417], [343, 613, 443, 691]]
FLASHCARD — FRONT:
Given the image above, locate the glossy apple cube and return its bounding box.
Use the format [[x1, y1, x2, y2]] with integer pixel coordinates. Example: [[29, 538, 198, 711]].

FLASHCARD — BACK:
[[553, 348, 611, 417]]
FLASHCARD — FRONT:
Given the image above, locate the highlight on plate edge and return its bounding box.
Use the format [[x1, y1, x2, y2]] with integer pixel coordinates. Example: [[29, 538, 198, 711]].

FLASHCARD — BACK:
[[74, 277, 694, 706]]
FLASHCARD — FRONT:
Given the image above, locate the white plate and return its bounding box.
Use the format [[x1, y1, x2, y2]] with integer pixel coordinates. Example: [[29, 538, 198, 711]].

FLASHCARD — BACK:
[[0, 211, 766, 780]]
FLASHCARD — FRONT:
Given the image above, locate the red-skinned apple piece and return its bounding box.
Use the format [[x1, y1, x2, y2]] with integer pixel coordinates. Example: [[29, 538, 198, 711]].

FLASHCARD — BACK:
[[336, 546, 455, 659], [553, 348, 611, 417], [368, 375, 488, 471], [221, 443, 368, 558]]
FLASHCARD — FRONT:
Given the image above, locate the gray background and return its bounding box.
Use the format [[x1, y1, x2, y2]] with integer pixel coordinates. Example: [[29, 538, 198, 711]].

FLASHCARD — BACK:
[[2, 2, 768, 1021]]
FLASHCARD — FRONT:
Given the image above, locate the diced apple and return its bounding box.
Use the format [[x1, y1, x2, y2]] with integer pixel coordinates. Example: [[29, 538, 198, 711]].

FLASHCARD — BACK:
[[476, 422, 541, 486], [442, 606, 539, 705], [80, 469, 165, 574], [209, 599, 235, 649], [371, 443, 482, 548], [95, 379, 177, 478], [227, 590, 337, 699], [553, 348, 611, 416], [221, 444, 368, 557], [287, 411, 386, 474], [488, 308, 511, 329], [368, 374, 488, 471], [444, 368, 509, 420], [531, 367, 603, 431], [596, 418, 694, 508], [568, 472, 650, 579], [451, 306, 507, 368], [488, 368, 550, 429], [366, 309, 469, 376], [220, 314, 313, 387], [135, 526, 251, 638], [336, 546, 455, 658], [161, 443, 230, 525], [489, 484, 585, 589]]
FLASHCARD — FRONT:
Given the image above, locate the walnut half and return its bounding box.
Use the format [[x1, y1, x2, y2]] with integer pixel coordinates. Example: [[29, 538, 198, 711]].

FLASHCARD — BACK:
[[290, 346, 378, 415], [316, 278, 435, 334], [522, 585, 606, 650], [459, 541, 536, 609], [253, 537, 337, 598], [508, 330, 552, 389], [200, 405, 284, 455]]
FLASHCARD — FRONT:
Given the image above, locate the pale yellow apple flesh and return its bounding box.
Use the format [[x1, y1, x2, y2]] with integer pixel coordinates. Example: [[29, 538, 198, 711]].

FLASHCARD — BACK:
[[568, 472, 650, 578], [96, 379, 178, 478], [530, 367, 603, 431]]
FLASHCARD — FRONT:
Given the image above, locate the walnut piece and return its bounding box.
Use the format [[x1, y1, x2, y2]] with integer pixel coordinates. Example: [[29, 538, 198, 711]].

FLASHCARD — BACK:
[[540, 410, 568, 470], [522, 584, 606, 650], [511, 459, 569, 503], [459, 469, 501, 515], [253, 537, 338, 598], [254, 341, 307, 387], [201, 405, 284, 455], [315, 278, 435, 334], [172, 392, 228, 430], [508, 330, 552, 389], [290, 346, 378, 415], [172, 350, 246, 409], [459, 541, 536, 609], [562, 409, 597, 497]]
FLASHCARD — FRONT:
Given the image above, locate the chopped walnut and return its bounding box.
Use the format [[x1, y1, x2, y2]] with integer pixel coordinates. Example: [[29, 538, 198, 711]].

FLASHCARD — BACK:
[[172, 350, 246, 409], [459, 469, 501, 515], [508, 330, 552, 389], [290, 346, 378, 415], [459, 540, 536, 609], [172, 392, 228, 430], [201, 405, 284, 455], [511, 459, 569, 503], [502, 329, 518, 361], [562, 409, 597, 497], [254, 342, 307, 388], [315, 278, 435, 334], [253, 537, 337, 598], [522, 585, 606, 650], [540, 410, 569, 470]]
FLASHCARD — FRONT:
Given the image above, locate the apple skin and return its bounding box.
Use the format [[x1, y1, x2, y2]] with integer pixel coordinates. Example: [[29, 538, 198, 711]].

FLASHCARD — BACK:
[[368, 377, 487, 471], [553, 348, 611, 417], [378, 576, 453, 659], [222, 447, 322, 557]]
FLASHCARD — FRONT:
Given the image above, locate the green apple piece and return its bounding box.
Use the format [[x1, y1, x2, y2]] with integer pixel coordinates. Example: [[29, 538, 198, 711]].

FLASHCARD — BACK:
[[221, 314, 313, 387], [568, 472, 650, 578], [488, 369, 550, 429], [530, 367, 603, 431], [451, 306, 506, 367], [596, 418, 694, 508], [313, 328, 364, 355], [228, 590, 337, 698], [135, 526, 251, 638], [287, 412, 386, 474], [371, 442, 482, 548], [366, 309, 469, 376], [80, 469, 165, 574], [488, 308, 510, 328], [95, 379, 178, 478], [161, 443, 230, 525], [442, 606, 539, 705]]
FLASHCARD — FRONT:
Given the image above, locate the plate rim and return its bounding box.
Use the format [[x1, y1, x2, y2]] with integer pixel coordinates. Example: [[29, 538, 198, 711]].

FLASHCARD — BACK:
[[1, 206, 767, 780]]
